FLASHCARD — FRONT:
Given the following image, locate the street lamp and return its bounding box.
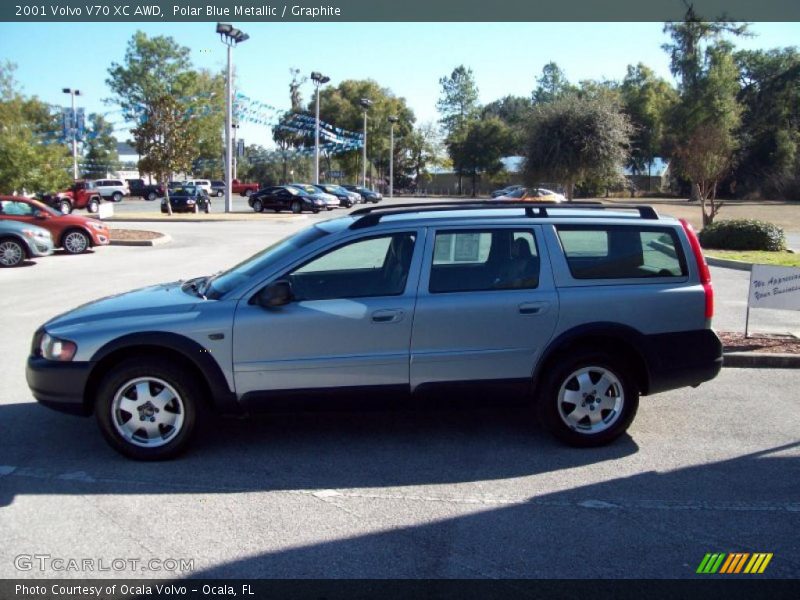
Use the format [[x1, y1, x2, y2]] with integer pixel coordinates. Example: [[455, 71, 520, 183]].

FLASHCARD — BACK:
[[216, 22, 249, 213], [359, 98, 373, 188], [387, 116, 398, 199], [311, 71, 330, 185], [62, 88, 81, 180], [231, 120, 240, 181]]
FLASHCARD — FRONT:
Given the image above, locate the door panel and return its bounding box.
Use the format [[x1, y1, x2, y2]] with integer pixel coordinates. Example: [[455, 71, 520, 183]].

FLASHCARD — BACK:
[[410, 226, 559, 392], [233, 229, 424, 397]]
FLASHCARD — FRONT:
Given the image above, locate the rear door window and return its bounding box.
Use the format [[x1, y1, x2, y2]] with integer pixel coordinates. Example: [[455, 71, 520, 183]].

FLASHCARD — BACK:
[[556, 225, 687, 279], [429, 229, 540, 293]]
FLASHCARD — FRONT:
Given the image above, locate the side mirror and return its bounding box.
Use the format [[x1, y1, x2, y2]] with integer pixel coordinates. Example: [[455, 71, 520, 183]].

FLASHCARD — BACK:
[[34, 210, 49, 219], [253, 280, 293, 308]]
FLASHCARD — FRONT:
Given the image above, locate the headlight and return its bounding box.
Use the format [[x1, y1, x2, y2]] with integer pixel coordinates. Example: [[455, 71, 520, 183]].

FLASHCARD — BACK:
[[88, 221, 105, 230], [39, 332, 77, 361], [187, 199, 196, 204], [22, 228, 50, 239], [314, 199, 324, 204]]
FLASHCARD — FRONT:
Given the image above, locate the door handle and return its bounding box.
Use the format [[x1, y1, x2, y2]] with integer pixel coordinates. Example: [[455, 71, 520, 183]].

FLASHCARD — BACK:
[[372, 309, 404, 323], [518, 301, 549, 315]]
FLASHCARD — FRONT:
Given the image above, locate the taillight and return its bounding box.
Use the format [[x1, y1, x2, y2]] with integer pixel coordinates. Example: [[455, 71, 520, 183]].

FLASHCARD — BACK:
[[680, 219, 713, 320]]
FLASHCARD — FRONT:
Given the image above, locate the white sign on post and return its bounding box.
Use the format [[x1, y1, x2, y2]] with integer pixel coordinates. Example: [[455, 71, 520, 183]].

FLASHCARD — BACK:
[[746, 264, 800, 337], [749, 265, 800, 311]]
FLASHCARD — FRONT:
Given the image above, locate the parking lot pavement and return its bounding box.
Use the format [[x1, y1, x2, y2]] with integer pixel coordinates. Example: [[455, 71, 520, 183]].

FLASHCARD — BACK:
[[1, 216, 799, 580]]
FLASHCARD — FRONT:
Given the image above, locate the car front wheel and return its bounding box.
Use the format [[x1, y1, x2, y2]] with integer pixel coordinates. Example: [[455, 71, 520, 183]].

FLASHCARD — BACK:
[[112, 192, 123, 203], [62, 229, 90, 254], [146, 191, 157, 201], [537, 351, 638, 447], [251, 199, 263, 213], [95, 359, 201, 460], [0, 237, 26, 267], [291, 200, 302, 214], [59, 199, 72, 214]]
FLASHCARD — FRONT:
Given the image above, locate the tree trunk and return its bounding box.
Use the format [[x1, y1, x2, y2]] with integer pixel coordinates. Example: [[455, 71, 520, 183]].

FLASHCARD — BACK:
[[565, 181, 575, 202], [472, 172, 477, 198], [163, 175, 173, 216]]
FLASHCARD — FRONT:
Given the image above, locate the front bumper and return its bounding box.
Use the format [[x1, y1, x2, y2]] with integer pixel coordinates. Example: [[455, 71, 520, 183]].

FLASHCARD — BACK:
[[26, 237, 54, 258], [26, 356, 93, 416]]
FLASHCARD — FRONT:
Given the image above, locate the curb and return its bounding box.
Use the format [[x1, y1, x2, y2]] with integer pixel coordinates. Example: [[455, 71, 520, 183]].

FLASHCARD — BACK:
[[110, 234, 172, 247], [723, 351, 800, 369], [706, 256, 752, 271]]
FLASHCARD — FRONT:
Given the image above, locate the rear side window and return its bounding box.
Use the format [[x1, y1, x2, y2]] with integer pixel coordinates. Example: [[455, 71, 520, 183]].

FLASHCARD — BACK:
[[430, 229, 540, 293], [556, 225, 687, 279]]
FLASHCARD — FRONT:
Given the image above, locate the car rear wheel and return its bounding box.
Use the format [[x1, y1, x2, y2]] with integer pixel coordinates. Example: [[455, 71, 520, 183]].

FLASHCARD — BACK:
[[244, 189, 253, 197], [59, 199, 72, 214], [62, 229, 90, 254], [146, 191, 157, 201], [251, 199, 263, 213], [112, 192, 123, 203], [95, 359, 201, 460], [87, 198, 100, 213], [0, 238, 26, 267], [537, 351, 638, 447], [291, 200, 302, 214]]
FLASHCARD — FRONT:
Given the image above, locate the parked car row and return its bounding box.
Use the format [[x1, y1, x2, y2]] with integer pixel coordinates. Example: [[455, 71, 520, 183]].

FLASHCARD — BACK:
[[0, 196, 110, 267], [247, 183, 381, 214]]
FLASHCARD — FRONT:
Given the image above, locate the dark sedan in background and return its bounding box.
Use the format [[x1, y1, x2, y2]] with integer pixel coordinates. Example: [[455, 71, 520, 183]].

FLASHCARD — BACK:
[[161, 186, 211, 214], [248, 185, 325, 214], [343, 185, 382, 203]]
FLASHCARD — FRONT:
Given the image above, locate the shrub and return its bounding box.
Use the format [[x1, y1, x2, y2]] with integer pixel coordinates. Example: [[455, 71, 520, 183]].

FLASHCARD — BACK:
[[698, 219, 786, 251]]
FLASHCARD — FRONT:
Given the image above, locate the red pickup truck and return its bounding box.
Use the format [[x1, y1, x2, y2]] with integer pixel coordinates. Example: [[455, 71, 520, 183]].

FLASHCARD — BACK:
[[231, 180, 259, 197]]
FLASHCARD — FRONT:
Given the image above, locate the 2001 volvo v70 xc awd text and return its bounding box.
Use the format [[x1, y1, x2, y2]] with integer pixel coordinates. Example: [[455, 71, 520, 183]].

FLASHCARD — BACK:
[[26, 202, 723, 460]]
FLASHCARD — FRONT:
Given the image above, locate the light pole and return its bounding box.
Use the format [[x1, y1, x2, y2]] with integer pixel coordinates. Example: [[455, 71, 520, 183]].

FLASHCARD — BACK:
[[387, 115, 398, 199], [232, 120, 239, 181], [311, 71, 330, 185], [62, 88, 81, 180], [216, 22, 249, 213], [359, 98, 373, 188]]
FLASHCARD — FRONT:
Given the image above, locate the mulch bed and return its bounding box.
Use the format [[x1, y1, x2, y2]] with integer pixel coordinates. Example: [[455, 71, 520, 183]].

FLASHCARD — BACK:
[[108, 229, 163, 241], [719, 331, 800, 354]]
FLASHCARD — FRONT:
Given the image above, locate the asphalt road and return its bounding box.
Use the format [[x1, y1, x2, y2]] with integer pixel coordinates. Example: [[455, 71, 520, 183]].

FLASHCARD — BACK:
[[1, 209, 798, 580]]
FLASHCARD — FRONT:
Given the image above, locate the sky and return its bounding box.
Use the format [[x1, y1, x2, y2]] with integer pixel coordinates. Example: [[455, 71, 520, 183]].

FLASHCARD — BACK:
[[1, 21, 798, 147]]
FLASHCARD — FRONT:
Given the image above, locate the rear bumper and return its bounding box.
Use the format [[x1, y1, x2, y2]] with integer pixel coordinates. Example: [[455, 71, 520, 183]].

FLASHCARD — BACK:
[[26, 356, 92, 416], [644, 329, 723, 395]]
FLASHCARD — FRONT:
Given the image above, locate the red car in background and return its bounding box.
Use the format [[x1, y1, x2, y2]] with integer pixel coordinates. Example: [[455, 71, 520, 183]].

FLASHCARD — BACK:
[[0, 196, 110, 254]]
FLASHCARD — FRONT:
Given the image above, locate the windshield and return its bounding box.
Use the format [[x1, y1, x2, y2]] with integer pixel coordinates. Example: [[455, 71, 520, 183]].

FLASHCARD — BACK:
[[204, 225, 330, 299], [29, 199, 61, 216]]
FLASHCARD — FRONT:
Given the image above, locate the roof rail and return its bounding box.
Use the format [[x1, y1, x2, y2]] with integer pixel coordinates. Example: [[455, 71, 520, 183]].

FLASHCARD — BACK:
[[348, 201, 659, 229]]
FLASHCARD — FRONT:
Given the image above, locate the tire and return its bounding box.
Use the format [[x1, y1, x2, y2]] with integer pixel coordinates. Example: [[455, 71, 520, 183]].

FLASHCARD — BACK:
[[147, 191, 157, 201], [59, 199, 72, 214], [251, 198, 263, 213], [244, 189, 253, 197], [87, 198, 99, 213], [95, 358, 202, 460], [112, 192, 123, 203], [0, 237, 26, 267], [62, 229, 90, 254], [291, 200, 302, 214], [536, 351, 639, 447]]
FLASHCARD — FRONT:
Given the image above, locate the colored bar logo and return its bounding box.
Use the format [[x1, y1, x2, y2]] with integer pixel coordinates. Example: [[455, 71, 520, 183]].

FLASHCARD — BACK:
[[696, 553, 773, 574]]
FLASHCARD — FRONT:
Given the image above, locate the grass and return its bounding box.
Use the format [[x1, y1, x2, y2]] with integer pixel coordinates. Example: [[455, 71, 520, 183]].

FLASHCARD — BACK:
[[704, 249, 800, 267]]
